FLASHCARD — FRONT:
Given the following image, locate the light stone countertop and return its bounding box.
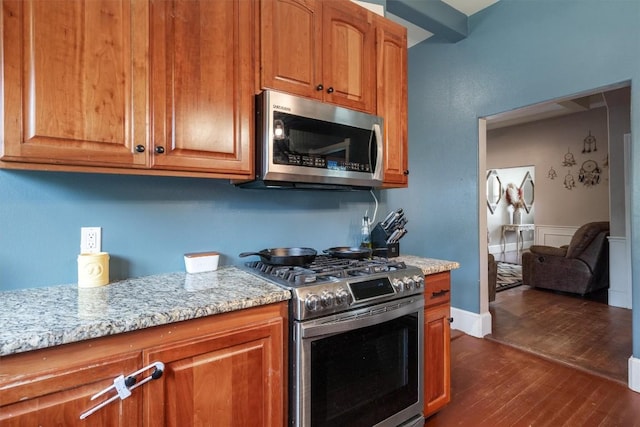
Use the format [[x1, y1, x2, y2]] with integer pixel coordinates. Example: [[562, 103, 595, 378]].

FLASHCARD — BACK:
[[0, 267, 290, 357], [0, 256, 458, 357], [396, 255, 460, 275]]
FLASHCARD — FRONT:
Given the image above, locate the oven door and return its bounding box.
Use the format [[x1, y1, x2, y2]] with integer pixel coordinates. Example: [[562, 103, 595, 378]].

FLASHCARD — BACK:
[[292, 296, 424, 427]]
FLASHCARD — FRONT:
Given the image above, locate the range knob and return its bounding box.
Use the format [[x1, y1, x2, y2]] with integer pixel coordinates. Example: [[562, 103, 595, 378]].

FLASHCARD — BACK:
[[305, 294, 321, 311], [392, 278, 404, 293], [404, 277, 416, 291], [321, 291, 335, 308], [413, 275, 425, 289], [335, 288, 349, 305]]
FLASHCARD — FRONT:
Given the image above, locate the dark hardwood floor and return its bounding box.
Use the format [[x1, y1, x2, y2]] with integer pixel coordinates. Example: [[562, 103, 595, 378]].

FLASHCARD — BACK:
[[424, 334, 640, 426], [489, 250, 632, 384], [488, 283, 631, 384]]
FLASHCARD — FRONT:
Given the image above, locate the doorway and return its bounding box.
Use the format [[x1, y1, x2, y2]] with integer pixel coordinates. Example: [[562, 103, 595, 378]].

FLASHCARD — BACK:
[[478, 82, 632, 385]]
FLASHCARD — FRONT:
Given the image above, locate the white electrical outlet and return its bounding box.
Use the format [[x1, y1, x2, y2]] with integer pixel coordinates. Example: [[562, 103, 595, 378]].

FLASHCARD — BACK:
[[81, 227, 102, 254]]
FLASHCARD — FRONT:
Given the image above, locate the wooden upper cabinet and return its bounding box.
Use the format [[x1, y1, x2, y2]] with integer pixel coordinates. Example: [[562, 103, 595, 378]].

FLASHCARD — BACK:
[[321, 0, 375, 113], [376, 16, 408, 187], [260, 0, 376, 114], [150, 0, 254, 177], [0, 0, 147, 167], [260, 0, 322, 101]]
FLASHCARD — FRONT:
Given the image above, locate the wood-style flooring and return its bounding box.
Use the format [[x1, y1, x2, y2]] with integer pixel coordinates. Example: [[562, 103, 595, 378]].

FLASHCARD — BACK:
[[489, 260, 632, 384], [424, 334, 640, 426]]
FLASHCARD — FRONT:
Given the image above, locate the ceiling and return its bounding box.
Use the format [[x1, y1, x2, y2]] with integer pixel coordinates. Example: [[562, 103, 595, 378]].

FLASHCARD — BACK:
[[386, 0, 499, 47], [356, 0, 619, 129]]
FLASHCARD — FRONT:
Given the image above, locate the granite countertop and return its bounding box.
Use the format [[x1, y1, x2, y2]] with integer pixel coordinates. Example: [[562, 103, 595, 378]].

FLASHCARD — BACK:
[[0, 267, 290, 357], [396, 255, 460, 275], [0, 256, 458, 358]]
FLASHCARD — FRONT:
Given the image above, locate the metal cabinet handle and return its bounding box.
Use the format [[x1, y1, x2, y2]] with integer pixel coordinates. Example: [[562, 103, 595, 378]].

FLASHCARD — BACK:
[[155, 146, 165, 154], [135, 145, 145, 153], [403, 170, 410, 175], [316, 84, 324, 91], [326, 87, 334, 94], [80, 361, 165, 420], [431, 289, 450, 297]]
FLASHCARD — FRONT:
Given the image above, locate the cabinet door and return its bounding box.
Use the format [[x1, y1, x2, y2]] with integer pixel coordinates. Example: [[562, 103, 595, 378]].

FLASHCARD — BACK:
[[150, 0, 253, 177], [260, 0, 322, 101], [424, 304, 451, 417], [1, 0, 148, 167], [321, 0, 376, 113], [0, 352, 142, 427], [143, 319, 285, 427], [376, 17, 408, 187]]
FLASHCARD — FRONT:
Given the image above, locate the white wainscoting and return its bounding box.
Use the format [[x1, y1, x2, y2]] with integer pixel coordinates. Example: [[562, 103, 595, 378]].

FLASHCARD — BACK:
[[608, 236, 632, 309], [534, 225, 579, 246], [630, 356, 640, 393]]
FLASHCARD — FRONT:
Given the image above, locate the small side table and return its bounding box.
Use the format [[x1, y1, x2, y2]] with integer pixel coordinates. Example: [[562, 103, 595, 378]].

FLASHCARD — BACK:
[[501, 224, 535, 259]]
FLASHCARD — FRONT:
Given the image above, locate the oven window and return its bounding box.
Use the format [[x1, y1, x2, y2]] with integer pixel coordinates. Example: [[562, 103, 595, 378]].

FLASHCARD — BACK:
[[310, 313, 419, 427]]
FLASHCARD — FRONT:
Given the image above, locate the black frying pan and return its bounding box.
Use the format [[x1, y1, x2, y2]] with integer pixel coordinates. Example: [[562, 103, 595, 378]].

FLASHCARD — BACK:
[[239, 247, 317, 266], [324, 246, 372, 260]]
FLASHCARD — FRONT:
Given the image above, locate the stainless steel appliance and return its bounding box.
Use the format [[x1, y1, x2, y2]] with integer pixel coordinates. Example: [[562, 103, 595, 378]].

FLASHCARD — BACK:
[[244, 255, 425, 427], [238, 90, 383, 190]]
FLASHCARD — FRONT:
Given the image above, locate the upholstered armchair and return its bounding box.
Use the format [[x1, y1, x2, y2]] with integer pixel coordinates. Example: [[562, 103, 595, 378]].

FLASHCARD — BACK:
[[522, 221, 610, 295]]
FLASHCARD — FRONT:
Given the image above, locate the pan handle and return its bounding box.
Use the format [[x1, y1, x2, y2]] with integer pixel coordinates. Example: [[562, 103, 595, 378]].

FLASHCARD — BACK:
[[238, 251, 271, 259]]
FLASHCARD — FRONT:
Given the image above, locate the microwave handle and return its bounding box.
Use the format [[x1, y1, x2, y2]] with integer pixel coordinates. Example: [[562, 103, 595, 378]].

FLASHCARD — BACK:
[[371, 123, 384, 181]]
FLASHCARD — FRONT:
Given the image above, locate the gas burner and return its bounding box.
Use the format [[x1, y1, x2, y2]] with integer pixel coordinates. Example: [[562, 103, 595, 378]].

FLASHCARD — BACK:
[[246, 255, 408, 286], [244, 253, 424, 321]]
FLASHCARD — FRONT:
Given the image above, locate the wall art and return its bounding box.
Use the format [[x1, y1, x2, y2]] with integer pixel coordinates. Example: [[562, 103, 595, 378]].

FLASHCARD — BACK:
[[561, 148, 576, 167], [582, 130, 597, 153], [564, 170, 576, 190], [578, 159, 601, 187], [547, 166, 557, 179]]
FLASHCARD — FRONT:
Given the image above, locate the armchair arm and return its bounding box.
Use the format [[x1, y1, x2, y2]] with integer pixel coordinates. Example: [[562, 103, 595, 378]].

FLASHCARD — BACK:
[[528, 245, 568, 257]]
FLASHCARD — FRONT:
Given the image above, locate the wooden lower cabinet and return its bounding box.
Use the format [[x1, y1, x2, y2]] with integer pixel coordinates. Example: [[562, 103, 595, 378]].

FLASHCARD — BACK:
[[424, 272, 451, 418], [0, 302, 287, 427], [143, 317, 284, 426], [0, 352, 143, 426]]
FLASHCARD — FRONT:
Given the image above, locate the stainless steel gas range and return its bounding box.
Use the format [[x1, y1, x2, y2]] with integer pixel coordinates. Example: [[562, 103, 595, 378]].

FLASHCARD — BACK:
[[244, 255, 425, 427]]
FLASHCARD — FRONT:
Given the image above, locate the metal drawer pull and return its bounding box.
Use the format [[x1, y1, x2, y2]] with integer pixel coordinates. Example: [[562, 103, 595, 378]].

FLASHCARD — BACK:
[[431, 289, 450, 297], [80, 361, 164, 420]]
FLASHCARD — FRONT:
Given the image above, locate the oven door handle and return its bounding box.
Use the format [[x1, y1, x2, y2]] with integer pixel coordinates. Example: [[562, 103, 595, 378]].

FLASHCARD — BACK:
[[300, 298, 423, 339]]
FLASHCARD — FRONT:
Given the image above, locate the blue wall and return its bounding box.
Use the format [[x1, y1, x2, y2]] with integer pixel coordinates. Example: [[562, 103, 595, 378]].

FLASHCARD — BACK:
[[0, 170, 387, 290], [390, 0, 640, 356]]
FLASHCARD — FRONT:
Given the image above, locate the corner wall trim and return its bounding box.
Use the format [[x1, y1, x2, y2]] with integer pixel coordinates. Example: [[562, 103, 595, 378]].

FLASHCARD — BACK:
[[629, 356, 640, 393], [450, 307, 492, 338]]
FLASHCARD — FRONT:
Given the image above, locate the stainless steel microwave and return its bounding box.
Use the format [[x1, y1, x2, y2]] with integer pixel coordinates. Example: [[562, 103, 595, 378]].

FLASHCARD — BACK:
[[238, 90, 383, 190]]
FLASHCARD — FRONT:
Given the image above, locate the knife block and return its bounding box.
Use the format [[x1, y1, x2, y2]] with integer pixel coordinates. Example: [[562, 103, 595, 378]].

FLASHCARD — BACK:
[[371, 224, 400, 258]]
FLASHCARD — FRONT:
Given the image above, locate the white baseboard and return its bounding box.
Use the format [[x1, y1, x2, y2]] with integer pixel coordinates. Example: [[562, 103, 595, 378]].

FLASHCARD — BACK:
[[488, 242, 532, 255], [450, 307, 492, 338], [629, 356, 640, 393]]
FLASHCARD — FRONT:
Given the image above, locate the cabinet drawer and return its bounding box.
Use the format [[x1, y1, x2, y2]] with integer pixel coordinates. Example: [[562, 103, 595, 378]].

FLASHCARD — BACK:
[[424, 272, 451, 308]]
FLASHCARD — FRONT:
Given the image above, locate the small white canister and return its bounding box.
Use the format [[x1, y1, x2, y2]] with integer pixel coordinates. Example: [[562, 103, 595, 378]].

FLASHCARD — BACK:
[[78, 252, 110, 288]]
